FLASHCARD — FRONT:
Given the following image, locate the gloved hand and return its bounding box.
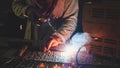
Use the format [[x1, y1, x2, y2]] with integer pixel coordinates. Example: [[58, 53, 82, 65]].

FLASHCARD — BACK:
[[25, 6, 42, 21], [44, 35, 64, 52]]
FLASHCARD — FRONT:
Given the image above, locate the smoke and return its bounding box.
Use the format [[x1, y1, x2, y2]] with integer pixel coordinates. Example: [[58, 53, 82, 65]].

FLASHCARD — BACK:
[[65, 32, 92, 52], [61, 32, 92, 61], [64, 32, 92, 53], [71, 32, 92, 47]]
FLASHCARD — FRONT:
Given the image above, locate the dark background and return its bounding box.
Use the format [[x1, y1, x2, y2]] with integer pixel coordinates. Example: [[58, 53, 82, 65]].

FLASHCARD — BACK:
[[0, 0, 27, 38]]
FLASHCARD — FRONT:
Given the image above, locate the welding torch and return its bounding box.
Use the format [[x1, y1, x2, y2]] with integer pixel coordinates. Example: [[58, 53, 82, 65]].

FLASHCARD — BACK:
[[17, 15, 57, 55], [23, 14, 56, 32]]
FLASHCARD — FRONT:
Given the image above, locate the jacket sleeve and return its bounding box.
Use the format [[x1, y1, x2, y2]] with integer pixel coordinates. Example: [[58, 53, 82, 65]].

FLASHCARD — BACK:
[[12, 0, 32, 17], [53, 0, 79, 43]]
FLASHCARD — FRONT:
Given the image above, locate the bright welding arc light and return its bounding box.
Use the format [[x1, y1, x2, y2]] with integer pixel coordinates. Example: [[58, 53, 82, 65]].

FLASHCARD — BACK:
[[60, 32, 91, 62], [64, 32, 91, 55], [71, 32, 91, 48]]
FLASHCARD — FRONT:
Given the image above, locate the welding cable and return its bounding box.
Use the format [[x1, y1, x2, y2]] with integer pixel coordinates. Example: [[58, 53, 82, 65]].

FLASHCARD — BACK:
[[76, 45, 85, 66]]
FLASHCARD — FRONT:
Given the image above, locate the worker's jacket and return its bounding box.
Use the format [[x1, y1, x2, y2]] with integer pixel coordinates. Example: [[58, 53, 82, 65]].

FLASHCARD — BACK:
[[12, 0, 79, 47]]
